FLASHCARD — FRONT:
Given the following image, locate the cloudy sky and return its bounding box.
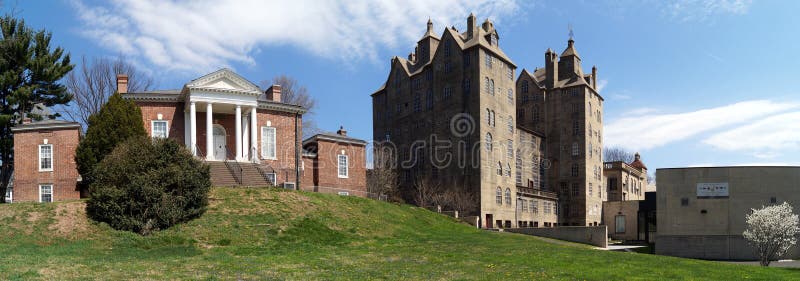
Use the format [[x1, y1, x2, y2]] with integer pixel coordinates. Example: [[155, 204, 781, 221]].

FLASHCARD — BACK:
[[9, 0, 800, 173]]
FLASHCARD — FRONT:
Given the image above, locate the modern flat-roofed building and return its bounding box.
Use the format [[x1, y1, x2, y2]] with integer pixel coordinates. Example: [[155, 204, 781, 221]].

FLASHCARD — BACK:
[[656, 166, 800, 260]]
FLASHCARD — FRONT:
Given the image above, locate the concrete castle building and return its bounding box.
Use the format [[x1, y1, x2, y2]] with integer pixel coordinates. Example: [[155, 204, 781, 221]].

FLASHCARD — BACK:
[[371, 15, 602, 228], [603, 153, 648, 202]]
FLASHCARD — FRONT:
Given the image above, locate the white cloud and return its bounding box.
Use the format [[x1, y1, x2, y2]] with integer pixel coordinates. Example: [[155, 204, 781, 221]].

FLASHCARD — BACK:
[[71, 0, 524, 73], [703, 111, 800, 157], [604, 100, 798, 151], [596, 79, 608, 92], [662, 0, 753, 22]]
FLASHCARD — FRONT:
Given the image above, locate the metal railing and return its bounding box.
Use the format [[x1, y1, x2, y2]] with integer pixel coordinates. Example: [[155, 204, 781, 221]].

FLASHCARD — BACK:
[[223, 146, 243, 185]]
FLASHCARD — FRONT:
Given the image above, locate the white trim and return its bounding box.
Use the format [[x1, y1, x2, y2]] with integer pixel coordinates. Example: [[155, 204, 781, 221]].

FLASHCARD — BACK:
[[4, 187, 11, 203], [338, 154, 349, 178], [38, 144, 53, 172], [151, 120, 169, 138], [38, 184, 53, 203], [261, 126, 276, 160]]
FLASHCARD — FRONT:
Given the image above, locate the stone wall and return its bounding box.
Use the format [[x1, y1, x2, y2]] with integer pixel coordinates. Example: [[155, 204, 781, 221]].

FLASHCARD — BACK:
[[506, 225, 607, 247]]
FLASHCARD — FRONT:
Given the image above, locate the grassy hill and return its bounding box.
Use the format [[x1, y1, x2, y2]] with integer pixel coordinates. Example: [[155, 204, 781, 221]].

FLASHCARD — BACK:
[[0, 187, 796, 280]]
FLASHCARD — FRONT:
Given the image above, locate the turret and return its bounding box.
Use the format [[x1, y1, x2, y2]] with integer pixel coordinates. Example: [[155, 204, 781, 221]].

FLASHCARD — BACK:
[[559, 38, 583, 79], [592, 65, 597, 90]]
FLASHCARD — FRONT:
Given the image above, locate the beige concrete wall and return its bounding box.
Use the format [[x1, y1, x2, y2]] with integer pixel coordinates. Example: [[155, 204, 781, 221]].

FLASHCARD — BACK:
[[656, 166, 800, 260], [506, 226, 608, 247], [603, 201, 639, 241]]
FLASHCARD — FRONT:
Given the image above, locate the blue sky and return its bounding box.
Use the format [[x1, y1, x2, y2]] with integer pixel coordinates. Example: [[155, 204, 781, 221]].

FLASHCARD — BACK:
[[8, 0, 800, 174]]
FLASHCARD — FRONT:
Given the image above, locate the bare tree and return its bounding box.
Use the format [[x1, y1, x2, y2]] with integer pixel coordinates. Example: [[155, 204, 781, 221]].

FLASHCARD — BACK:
[[413, 174, 442, 208], [743, 202, 800, 266], [261, 75, 319, 137], [367, 144, 398, 200], [603, 146, 635, 163], [444, 187, 478, 215], [59, 56, 154, 130]]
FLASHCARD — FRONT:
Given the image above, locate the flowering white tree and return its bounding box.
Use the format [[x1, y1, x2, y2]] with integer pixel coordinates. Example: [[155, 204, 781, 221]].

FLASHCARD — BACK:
[[742, 202, 800, 266]]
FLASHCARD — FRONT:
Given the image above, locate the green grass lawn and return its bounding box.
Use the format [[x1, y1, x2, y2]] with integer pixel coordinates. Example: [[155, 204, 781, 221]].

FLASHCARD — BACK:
[[0, 187, 796, 280]]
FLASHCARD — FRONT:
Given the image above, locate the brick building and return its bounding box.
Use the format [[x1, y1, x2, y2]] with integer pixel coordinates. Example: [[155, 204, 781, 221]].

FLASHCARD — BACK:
[[300, 126, 368, 196], [371, 15, 600, 228], [123, 68, 367, 196], [9, 119, 81, 202]]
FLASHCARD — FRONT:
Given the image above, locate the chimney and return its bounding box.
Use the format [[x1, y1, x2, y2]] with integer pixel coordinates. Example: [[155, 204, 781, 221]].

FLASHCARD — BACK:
[[116, 74, 129, 94], [545, 49, 558, 89], [336, 126, 347, 136], [467, 13, 477, 39], [592, 66, 598, 90], [265, 85, 282, 102]]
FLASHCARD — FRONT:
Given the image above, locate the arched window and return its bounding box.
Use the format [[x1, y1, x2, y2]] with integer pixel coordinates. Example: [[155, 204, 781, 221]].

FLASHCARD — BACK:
[[485, 77, 490, 94], [504, 188, 511, 205], [486, 133, 493, 151], [572, 142, 579, 156], [589, 142, 593, 158], [490, 79, 495, 96], [507, 89, 513, 104], [497, 162, 502, 175], [507, 140, 513, 159], [490, 110, 496, 127], [507, 116, 514, 133], [486, 108, 491, 125], [588, 103, 592, 116], [496, 187, 502, 204], [506, 163, 511, 177], [515, 150, 522, 185]]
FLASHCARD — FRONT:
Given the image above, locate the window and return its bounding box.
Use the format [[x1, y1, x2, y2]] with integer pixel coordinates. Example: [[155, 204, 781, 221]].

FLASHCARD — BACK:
[[39, 144, 53, 171], [261, 127, 276, 159], [522, 81, 529, 93], [265, 173, 277, 185], [571, 142, 579, 156], [490, 79, 495, 96], [490, 110, 496, 127], [497, 162, 502, 176], [573, 121, 580, 135], [486, 108, 491, 125], [152, 120, 168, 138], [485, 52, 493, 68], [572, 183, 580, 196], [444, 40, 452, 57], [571, 164, 579, 177], [443, 86, 452, 99], [615, 215, 626, 233], [544, 201, 551, 214], [496, 187, 502, 204], [444, 62, 453, 73], [522, 95, 529, 104], [504, 188, 511, 205], [589, 142, 593, 158], [484, 77, 490, 94], [507, 116, 513, 133], [507, 67, 513, 80], [507, 140, 513, 158], [463, 53, 470, 66], [589, 183, 593, 197], [681, 197, 689, 206], [515, 151, 522, 185], [532, 199, 538, 214], [485, 133, 493, 151], [39, 184, 52, 203], [426, 90, 434, 109], [507, 89, 513, 104], [338, 154, 348, 178], [463, 78, 470, 93], [413, 95, 421, 112], [533, 106, 540, 122], [506, 163, 511, 177]]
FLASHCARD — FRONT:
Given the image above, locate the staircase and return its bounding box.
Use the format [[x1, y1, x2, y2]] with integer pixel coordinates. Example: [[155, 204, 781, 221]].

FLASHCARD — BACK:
[[207, 161, 274, 187], [208, 162, 239, 187]]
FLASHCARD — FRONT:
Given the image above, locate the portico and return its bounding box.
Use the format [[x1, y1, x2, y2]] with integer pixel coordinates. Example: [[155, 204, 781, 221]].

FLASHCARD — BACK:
[[182, 69, 262, 162]]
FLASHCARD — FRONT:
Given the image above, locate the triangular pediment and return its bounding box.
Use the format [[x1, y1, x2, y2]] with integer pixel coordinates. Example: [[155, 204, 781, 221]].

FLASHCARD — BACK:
[[185, 68, 262, 95]]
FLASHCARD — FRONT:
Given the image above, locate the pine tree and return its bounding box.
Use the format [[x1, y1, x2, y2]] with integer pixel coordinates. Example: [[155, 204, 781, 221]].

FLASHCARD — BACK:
[[0, 15, 74, 203], [75, 92, 146, 186]]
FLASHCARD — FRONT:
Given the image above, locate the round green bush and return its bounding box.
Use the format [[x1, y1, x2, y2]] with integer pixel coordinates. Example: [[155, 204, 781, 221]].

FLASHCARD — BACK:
[[86, 136, 211, 235]]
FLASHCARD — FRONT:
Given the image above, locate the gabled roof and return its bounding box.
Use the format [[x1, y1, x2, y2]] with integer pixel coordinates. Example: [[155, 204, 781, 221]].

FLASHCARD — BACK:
[[560, 39, 580, 59], [184, 68, 262, 96]]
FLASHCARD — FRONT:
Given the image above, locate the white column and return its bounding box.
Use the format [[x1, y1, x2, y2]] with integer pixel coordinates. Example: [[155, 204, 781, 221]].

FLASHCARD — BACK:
[[235, 105, 243, 161], [190, 102, 197, 156], [243, 116, 249, 160], [250, 106, 258, 161], [206, 103, 214, 161], [184, 108, 189, 147]]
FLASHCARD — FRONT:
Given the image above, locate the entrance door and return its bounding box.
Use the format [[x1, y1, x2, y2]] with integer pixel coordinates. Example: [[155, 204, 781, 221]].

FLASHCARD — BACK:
[[213, 125, 226, 160], [486, 214, 493, 229]]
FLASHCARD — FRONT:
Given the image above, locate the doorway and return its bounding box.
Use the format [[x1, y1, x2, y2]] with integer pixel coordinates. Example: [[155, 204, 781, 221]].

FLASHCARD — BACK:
[[213, 125, 226, 160]]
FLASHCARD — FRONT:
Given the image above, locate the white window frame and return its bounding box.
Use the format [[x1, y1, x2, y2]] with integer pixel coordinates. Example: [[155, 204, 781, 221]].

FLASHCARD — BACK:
[[338, 154, 349, 178], [151, 120, 169, 138], [39, 184, 53, 203], [38, 144, 53, 172], [615, 215, 626, 233], [261, 126, 277, 159]]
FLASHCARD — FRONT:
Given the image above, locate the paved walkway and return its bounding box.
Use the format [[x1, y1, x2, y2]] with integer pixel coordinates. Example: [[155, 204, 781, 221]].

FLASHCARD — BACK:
[[724, 260, 800, 268], [599, 244, 648, 251]]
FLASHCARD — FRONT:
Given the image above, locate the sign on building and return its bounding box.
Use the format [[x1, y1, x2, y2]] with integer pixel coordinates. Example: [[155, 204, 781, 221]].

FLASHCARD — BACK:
[[696, 182, 729, 198]]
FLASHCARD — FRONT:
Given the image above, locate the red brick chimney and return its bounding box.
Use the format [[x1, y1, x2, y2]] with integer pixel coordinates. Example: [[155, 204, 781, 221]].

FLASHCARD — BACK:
[[265, 85, 281, 102], [116, 74, 128, 94]]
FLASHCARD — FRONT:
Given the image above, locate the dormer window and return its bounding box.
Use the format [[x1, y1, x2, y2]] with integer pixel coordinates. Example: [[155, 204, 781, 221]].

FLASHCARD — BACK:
[[490, 34, 498, 46]]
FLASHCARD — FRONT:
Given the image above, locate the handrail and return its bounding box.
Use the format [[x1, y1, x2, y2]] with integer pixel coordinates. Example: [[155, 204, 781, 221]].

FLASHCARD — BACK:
[[194, 144, 205, 159], [222, 146, 243, 185], [250, 147, 260, 164], [254, 164, 275, 187]]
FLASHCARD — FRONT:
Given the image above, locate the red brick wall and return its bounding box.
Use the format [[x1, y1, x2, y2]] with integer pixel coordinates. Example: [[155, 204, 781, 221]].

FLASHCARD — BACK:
[[13, 127, 80, 202], [299, 156, 317, 191], [137, 102, 185, 144], [255, 109, 302, 185], [314, 140, 367, 194]]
